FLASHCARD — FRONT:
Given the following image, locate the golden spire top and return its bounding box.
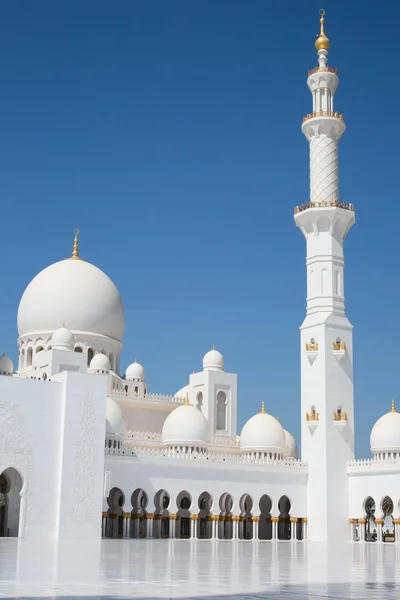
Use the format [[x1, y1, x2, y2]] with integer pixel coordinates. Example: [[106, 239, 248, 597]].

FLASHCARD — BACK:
[[260, 401, 265, 414], [71, 228, 80, 259], [391, 399, 397, 413], [185, 392, 190, 406], [315, 9, 330, 52], [212, 344, 215, 350]]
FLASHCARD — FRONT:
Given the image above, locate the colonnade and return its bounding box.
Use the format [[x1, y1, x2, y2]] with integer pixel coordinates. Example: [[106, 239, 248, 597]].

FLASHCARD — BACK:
[[102, 512, 308, 540], [349, 517, 400, 543]]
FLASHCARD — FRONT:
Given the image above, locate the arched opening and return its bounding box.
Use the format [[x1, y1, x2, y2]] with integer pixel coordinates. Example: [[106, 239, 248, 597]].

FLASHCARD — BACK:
[[0, 468, 22, 537], [74, 347, 83, 353], [216, 391, 227, 431], [196, 391, 203, 412], [20, 349, 25, 369], [87, 348, 94, 366], [381, 496, 395, 542], [26, 347, 33, 367], [259, 494, 272, 540], [364, 496, 376, 542], [176, 490, 191, 539], [109, 353, 114, 371], [218, 492, 233, 539], [36, 346, 44, 354], [154, 489, 170, 538], [239, 493, 253, 540], [131, 488, 148, 538], [125, 385, 128, 393], [106, 487, 125, 538], [198, 491, 212, 539], [278, 495, 291, 540], [135, 386, 139, 393]]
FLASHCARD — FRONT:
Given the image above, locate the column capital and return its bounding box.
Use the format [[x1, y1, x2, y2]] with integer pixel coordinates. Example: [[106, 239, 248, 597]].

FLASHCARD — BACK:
[[271, 517, 279, 523], [169, 513, 177, 520], [232, 516, 240, 522], [290, 517, 298, 523], [348, 518, 355, 524], [302, 517, 308, 523], [251, 516, 260, 522], [375, 518, 384, 525], [102, 512, 108, 518], [358, 518, 366, 524], [210, 515, 220, 521], [145, 513, 154, 520], [122, 512, 131, 519], [190, 514, 199, 520]]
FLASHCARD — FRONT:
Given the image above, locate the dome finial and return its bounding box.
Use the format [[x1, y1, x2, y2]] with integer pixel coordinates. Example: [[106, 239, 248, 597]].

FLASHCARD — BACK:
[[260, 401, 265, 414], [392, 399, 397, 413], [315, 9, 330, 52], [185, 391, 190, 406], [72, 228, 80, 259]]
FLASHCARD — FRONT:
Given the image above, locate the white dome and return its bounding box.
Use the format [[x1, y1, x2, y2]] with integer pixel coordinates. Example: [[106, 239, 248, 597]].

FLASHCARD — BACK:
[[284, 429, 298, 459], [18, 258, 125, 342], [240, 408, 286, 454], [90, 352, 110, 374], [370, 402, 400, 454], [203, 347, 224, 372], [0, 354, 13, 375], [126, 361, 145, 381], [51, 326, 75, 351], [106, 397, 125, 434], [162, 403, 209, 448], [174, 384, 190, 401]]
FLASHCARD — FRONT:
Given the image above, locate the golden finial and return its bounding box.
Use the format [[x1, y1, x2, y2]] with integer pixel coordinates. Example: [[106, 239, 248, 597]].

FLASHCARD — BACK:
[[260, 401, 265, 414], [61, 321, 66, 328], [212, 344, 215, 350], [315, 9, 330, 52], [185, 392, 190, 405], [71, 228, 80, 259], [391, 399, 396, 413]]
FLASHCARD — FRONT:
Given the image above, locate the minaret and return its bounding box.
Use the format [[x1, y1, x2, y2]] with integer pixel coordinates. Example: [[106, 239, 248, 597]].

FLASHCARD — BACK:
[[294, 10, 355, 542]]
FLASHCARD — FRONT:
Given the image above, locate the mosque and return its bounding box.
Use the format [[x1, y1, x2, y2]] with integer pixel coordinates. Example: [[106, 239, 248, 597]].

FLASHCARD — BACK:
[[0, 11, 399, 546]]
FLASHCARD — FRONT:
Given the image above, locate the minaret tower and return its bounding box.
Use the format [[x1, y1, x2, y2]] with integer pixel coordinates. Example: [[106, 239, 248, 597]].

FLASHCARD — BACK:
[[294, 10, 355, 542]]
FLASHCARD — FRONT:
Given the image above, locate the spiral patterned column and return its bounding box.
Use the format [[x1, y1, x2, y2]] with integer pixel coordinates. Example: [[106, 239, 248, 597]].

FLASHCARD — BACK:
[[310, 134, 339, 204]]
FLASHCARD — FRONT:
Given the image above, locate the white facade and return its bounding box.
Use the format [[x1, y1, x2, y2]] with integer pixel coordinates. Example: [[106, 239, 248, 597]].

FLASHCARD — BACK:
[[0, 11, 399, 547]]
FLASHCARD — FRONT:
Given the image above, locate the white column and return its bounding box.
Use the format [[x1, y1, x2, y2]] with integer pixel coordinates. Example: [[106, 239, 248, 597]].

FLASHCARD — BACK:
[[252, 517, 259, 540], [232, 517, 239, 539], [102, 512, 107, 537], [290, 518, 297, 541], [272, 518, 278, 540], [359, 519, 366, 542], [212, 517, 218, 539], [147, 515, 153, 538], [349, 519, 354, 541], [190, 516, 197, 539], [302, 518, 307, 540], [376, 520, 383, 542], [123, 513, 130, 538], [169, 515, 176, 538]]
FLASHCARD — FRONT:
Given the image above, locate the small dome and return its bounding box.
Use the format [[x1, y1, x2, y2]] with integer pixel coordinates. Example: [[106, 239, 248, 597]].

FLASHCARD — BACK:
[[90, 352, 110, 374], [174, 384, 190, 401], [240, 405, 286, 454], [370, 401, 400, 454], [162, 402, 209, 448], [126, 361, 145, 381], [284, 429, 298, 459], [51, 326, 75, 351], [0, 354, 13, 375], [203, 347, 224, 372], [106, 397, 125, 434]]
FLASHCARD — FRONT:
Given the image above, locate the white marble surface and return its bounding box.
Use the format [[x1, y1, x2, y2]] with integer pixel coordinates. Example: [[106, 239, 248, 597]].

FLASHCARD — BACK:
[[0, 539, 399, 599]]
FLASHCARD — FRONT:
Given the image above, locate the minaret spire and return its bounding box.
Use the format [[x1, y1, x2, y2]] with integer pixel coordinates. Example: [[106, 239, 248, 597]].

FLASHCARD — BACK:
[[71, 228, 80, 260]]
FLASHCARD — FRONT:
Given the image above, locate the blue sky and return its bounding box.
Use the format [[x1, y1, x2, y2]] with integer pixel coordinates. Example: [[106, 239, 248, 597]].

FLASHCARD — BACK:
[[0, 1, 398, 458]]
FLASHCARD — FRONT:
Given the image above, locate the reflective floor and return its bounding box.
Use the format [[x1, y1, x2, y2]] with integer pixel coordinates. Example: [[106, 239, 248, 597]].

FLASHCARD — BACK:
[[0, 539, 399, 599]]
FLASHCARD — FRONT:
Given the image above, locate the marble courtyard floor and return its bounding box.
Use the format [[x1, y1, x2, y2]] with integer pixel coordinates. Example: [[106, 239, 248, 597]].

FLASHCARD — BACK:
[[0, 538, 399, 599]]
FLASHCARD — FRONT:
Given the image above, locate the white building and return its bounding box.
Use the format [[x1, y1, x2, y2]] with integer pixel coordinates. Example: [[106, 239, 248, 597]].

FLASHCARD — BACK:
[[0, 11, 398, 546]]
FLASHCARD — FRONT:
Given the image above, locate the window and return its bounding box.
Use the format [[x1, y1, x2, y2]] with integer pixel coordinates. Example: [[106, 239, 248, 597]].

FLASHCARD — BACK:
[[216, 391, 227, 431]]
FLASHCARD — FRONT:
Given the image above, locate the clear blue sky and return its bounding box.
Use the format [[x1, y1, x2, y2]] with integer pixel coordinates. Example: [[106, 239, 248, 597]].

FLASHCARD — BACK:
[[0, 1, 398, 458]]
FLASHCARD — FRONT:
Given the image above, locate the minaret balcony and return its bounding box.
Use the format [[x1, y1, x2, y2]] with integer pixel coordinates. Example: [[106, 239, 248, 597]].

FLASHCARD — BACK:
[[294, 200, 354, 215], [302, 110, 344, 124], [308, 65, 338, 77]]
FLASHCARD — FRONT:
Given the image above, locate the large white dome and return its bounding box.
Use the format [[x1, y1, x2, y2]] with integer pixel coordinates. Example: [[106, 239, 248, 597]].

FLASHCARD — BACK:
[[18, 258, 125, 342], [240, 407, 286, 454], [370, 402, 400, 454], [162, 403, 209, 448]]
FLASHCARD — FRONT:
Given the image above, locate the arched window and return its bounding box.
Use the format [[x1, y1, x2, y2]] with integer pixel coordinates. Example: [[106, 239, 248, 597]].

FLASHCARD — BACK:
[[87, 348, 94, 365], [26, 347, 33, 367], [124, 385, 128, 393], [109, 353, 114, 371], [74, 347, 83, 353], [196, 391, 203, 411], [216, 391, 227, 431], [135, 386, 138, 393], [42, 373, 47, 380], [0, 468, 23, 537], [36, 346, 44, 354]]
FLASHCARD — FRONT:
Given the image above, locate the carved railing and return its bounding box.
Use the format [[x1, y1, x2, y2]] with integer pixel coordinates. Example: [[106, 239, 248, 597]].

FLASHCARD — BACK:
[[302, 111, 345, 124], [294, 200, 354, 215], [348, 456, 400, 469], [308, 66, 338, 77], [125, 430, 163, 442], [209, 435, 240, 448], [110, 389, 185, 404], [105, 445, 307, 468]]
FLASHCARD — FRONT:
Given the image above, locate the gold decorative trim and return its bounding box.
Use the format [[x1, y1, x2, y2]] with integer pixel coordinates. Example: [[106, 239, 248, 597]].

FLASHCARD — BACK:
[[294, 200, 354, 215], [302, 518, 308, 524], [251, 516, 260, 523], [306, 410, 319, 422], [332, 340, 346, 351], [271, 517, 279, 523], [333, 411, 347, 421], [290, 517, 298, 523], [308, 65, 338, 77], [102, 512, 107, 518], [190, 514, 199, 520], [302, 111, 344, 125], [358, 518, 366, 525]]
